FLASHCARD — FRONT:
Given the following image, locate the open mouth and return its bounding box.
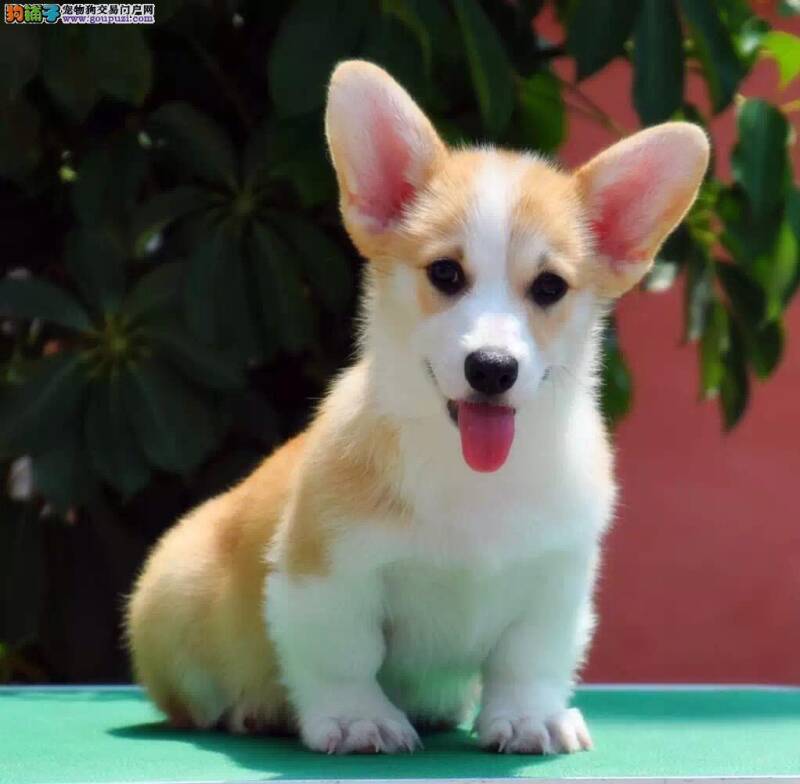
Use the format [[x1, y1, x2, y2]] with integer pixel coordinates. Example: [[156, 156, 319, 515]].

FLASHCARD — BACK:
[[425, 361, 516, 473], [447, 399, 516, 473]]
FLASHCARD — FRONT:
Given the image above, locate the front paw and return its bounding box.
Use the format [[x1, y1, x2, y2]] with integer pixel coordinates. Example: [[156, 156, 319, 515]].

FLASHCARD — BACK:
[[301, 712, 421, 755], [477, 707, 592, 754]]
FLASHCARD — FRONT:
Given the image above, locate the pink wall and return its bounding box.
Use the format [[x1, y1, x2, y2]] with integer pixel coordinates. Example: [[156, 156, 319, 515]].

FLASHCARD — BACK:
[[535, 2, 800, 683]]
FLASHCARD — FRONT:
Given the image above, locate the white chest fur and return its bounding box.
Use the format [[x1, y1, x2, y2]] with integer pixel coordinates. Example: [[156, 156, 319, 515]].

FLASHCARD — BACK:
[[381, 558, 547, 669], [392, 386, 615, 567], [266, 364, 615, 744]]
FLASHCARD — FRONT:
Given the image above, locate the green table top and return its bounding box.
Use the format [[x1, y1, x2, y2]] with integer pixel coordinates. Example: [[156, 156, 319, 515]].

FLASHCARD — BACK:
[[1, 686, 799, 783]]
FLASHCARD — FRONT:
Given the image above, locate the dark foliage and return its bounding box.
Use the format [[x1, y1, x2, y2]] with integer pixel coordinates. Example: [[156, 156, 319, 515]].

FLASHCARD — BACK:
[[0, 0, 798, 681]]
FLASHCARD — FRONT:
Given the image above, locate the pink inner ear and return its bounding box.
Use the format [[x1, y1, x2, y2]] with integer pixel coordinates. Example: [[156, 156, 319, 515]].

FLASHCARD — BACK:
[[348, 108, 416, 229], [589, 153, 659, 267]]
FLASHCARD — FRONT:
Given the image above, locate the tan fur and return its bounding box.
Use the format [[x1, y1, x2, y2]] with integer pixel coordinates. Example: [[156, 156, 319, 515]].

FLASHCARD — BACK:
[[126, 364, 408, 730], [126, 433, 304, 730], [274, 364, 411, 578], [126, 62, 708, 736]]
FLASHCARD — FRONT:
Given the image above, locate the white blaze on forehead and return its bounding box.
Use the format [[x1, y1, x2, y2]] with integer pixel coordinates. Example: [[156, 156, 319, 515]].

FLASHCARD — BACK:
[[464, 153, 529, 280], [456, 153, 538, 365]]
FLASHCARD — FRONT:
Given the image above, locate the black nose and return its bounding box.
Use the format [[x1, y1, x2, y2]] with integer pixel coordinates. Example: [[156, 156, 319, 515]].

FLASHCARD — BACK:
[[464, 350, 518, 396]]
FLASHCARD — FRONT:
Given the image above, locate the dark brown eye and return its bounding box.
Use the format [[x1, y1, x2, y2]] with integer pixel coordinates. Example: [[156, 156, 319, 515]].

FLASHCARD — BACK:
[[427, 258, 466, 296], [530, 272, 568, 307]]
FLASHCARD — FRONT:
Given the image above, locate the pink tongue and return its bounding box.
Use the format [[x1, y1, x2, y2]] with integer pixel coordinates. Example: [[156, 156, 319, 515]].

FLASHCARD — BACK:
[[457, 402, 516, 473]]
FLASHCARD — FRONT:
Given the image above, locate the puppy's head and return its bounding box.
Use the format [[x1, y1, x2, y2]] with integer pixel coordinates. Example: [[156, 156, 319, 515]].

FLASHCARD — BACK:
[[326, 61, 709, 473]]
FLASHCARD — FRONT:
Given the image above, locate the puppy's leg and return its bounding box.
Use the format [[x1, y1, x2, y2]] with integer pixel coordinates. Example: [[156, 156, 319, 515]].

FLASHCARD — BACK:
[[266, 568, 420, 755], [477, 547, 598, 755]]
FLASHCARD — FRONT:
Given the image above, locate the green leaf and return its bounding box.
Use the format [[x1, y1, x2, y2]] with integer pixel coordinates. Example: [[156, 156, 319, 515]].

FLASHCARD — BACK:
[[381, 0, 436, 73], [452, 0, 515, 137], [0, 98, 41, 181], [516, 71, 565, 153], [250, 225, 313, 355], [246, 117, 335, 208], [699, 300, 728, 397], [719, 319, 749, 429], [718, 184, 781, 262], [0, 353, 89, 455], [633, 0, 684, 125], [759, 31, 800, 87], [684, 250, 714, 341], [277, 216, 354, 314], [361, 13, 429, 105], [143, 318, 245, 391], [785, 187, 800, 303], [680, 0, 747, 113], [33, 425, 95, 511], [149, 102, 238, 189], [122, 262, 184, 325], [251, 223, 314, 354], [86, 27, 153, 106], [567, 0, 641, 79], [268, 0, 369, 118], [71, 136, 148, 226], [40, 28, 99, 120], [130, 187, 210, 259], [218, 249, 263, 366], [64, 229, 127, 314], [241, 124, 273, 189], [743, 318, 784, 379], [480, 0, 544, 79], [121, 360, 217, 474], [715, 261, 767, 327], [750, 220, 798, 319], [731, 100, 789, 224], [0, 26, 40, 105], [382, 0, 459, 69], [600, 320, 632, 426], [0, 277, 91, 331], [84, 377, 151, 498], [182, 226, 230, 345], [788, 186, 800, 241]]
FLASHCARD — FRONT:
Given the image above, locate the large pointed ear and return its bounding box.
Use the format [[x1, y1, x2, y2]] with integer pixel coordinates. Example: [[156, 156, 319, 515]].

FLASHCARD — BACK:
[[325, 60, 446, 251], [575, 122, 710, 298]]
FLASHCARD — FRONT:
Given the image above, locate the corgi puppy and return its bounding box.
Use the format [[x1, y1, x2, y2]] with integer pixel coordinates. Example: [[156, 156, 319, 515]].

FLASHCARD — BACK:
[[127, 61, 709, 755]]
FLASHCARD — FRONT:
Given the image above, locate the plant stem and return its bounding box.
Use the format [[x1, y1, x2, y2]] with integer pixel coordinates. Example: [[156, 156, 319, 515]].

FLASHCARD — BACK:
[[553, 73, 630, 136], [184, 35, 254, 131], [562, 99, 621, 129]]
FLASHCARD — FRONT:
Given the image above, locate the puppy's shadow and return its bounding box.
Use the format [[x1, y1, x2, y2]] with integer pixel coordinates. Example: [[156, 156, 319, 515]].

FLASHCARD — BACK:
[[108, 721, 554, 779], [110, 722, 303, 776]]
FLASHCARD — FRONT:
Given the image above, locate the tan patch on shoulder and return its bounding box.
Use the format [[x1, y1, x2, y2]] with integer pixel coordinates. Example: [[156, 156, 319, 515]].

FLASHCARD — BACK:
[[276, 366, 411, 578], [217, 432, 309, 565]]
